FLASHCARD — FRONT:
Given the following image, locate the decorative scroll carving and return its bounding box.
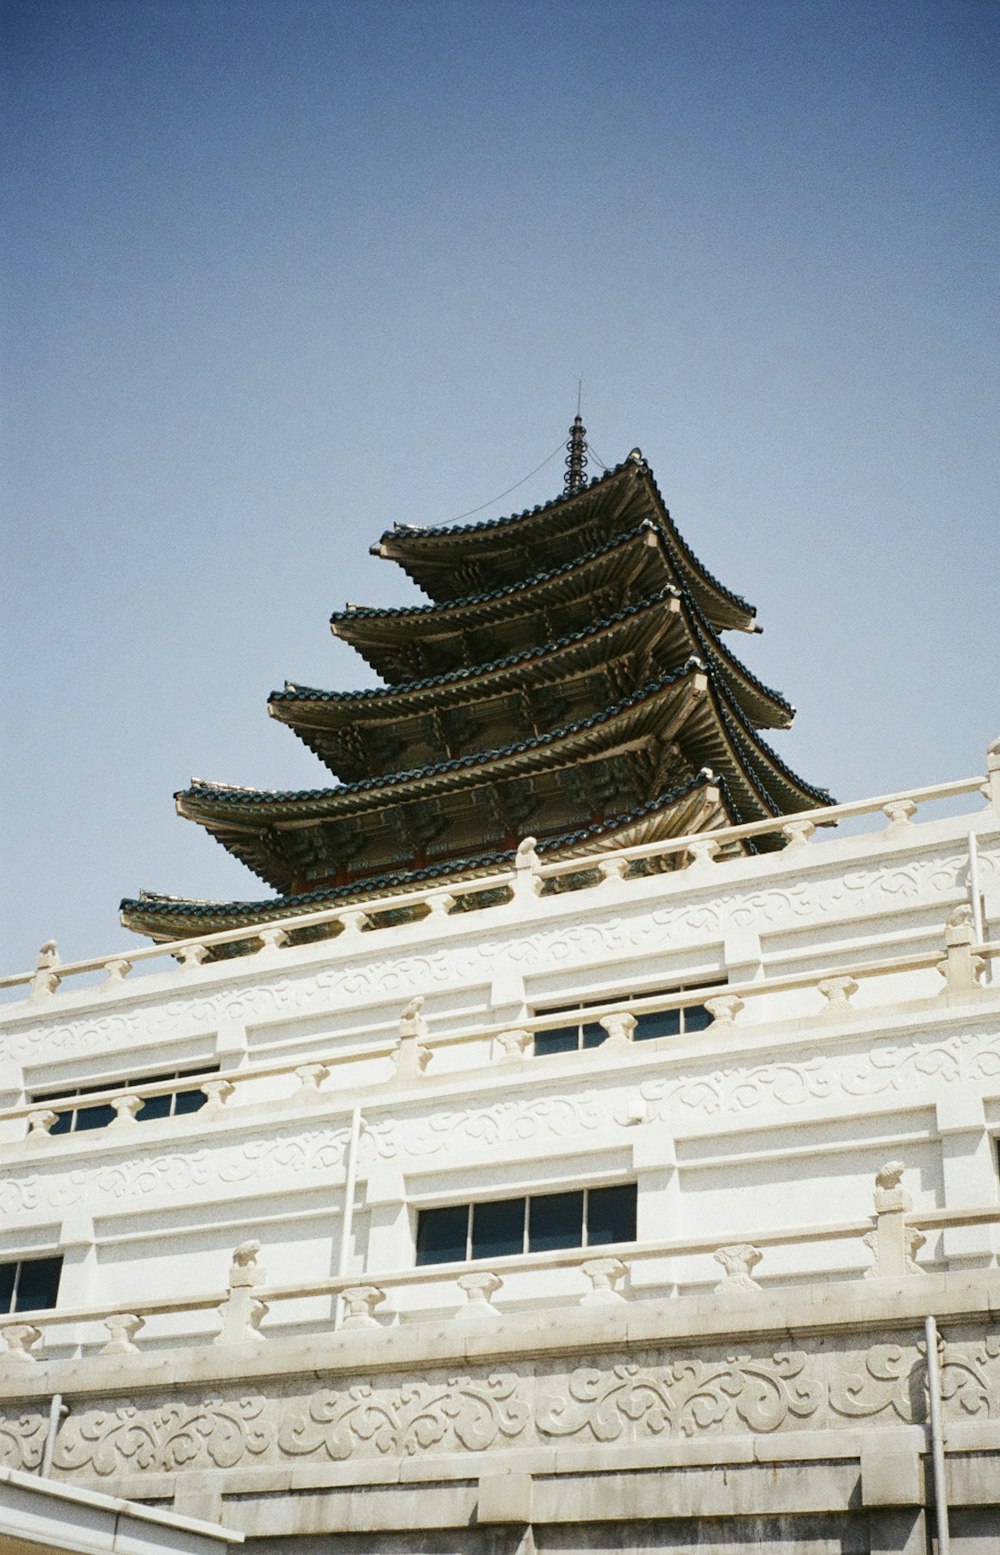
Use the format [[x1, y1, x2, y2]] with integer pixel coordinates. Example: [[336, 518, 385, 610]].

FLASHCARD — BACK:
[[829, 1337, 1000, 1423], [0, 1119, 397, 1221], [54, 1396, 273, 1476], [0, 1410, 47, 1470], [37, 1329, 1000, 1479], [638, 1028, 1000, 1122], [404, 1092, 604, 1157], [537, 1352, 823, 1441], [277, 1371, 530, 1459]]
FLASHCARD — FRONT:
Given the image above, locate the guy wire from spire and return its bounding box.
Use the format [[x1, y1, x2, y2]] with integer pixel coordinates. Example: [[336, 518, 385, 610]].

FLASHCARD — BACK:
[[564, 412, 588, 495]]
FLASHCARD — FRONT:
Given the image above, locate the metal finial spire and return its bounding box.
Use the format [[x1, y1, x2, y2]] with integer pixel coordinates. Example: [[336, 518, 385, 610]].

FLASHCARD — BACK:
[[563, 411, 588, 496]]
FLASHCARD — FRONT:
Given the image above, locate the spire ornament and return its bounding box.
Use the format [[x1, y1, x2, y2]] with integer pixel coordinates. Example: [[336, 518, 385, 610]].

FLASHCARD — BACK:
[[563, 414, 588, 496]]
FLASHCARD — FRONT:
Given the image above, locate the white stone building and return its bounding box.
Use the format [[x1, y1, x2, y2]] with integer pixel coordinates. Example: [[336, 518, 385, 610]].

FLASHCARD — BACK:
[[1, 432, 998, 1552]]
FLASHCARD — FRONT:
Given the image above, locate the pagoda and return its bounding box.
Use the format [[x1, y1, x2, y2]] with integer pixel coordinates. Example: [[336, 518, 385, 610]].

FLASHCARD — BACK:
[[121, 419, 831, 942]]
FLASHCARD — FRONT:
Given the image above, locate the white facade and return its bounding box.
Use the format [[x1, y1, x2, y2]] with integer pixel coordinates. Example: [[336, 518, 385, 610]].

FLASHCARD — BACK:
[[0, 740, 998, 1553]]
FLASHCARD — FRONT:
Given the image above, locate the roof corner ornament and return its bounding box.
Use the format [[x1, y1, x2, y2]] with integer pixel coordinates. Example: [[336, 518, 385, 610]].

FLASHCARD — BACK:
[[563, 414, 588, 496]]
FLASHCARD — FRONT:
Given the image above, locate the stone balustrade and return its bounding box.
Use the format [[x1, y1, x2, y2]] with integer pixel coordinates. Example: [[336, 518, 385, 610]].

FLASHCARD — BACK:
[[3, 1167, 996, 1366], [1, 914, 995, 1140], [2, 763, 993, 1004]]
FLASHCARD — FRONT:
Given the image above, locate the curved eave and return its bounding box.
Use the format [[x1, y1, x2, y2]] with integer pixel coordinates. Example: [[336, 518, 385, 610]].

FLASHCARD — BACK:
[[375, 457, 756, 632], [121, 770, 732, 942], [180, 662, 711, 828], [271, 593, 692, 777], [275, 610, 793, 791], [331, 521, 673, 677]]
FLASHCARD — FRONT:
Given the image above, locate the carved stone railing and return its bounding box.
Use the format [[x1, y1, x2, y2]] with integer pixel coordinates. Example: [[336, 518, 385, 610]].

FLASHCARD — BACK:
[[1, 755, 994, 1003], [3, 1170, 997, 1365], [3, 922, 996, 1140]]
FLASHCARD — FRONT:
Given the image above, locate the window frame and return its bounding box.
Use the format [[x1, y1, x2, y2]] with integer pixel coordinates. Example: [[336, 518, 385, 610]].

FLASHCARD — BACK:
[[532, 981, 719, 1055], [415, 1182, 638, 1266], [0, 1254, 63, 1314], [30, 1064, 219, 1136]]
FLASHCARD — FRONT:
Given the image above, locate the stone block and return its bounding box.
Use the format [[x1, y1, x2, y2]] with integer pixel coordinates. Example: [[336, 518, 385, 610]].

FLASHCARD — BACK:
[[936, 1092, 986, 1134], [861, 1439, 922, 1505], [477, 1472, 533, 1524]]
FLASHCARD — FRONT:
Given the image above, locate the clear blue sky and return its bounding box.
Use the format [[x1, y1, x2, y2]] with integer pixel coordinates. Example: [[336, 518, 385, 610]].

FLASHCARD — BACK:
[[2, 0, 998, 976]]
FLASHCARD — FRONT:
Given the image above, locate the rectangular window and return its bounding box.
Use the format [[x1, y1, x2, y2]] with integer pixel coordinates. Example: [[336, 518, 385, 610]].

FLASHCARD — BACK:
[[32, 1066, 218, 1136], [534, 985, 717, 1054], [415, 1184, 636, 1266], [0, 1256, 63, 1313]]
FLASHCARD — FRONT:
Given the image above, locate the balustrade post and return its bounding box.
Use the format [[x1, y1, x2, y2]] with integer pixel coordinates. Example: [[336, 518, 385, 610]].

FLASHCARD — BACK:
[[338, 909, 369, 938], [817, 976, 859, 1017], [110, 1094, 143, 1126], [26, 1109, 58, 1142], [177, 942, 209, 969], [685, 838, 720, 872], [704, 993, 744, 1028], [216, 1240, 268, 1344], [1, 1323, 41, 1363], [580, 1257, 627, 1307], [102, 1313, 145, 1353], [713, 1243, 762, 1292], [30, 941, 61, 999], [882, 798, 917, 835], [598, 856, 629, 885], [295, 1063, 330, 1097], [939, 907, 984, 992], [101, 957, 132, 989], [340, 1285, 387, 1329], [426, 890, 456, 918], [258, 926, 290, 953], [454, 1271, 502, 1323], [512, 837, 543, 903], [864, 1162, 925, 1278], [202, 1078, 235, 1114], [394, 997, 431, 1080], [598, 1012, 636, 1047], [780, 819, 816, 849], [496, 1028, 532, 1062]]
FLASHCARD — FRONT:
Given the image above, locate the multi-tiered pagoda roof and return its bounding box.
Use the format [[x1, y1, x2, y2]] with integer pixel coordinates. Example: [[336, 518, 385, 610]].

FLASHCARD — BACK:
[[121, 425, 830, 941]]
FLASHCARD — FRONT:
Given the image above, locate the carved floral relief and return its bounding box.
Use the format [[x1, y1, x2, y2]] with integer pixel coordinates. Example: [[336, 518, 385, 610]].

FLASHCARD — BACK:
[[39, 1329, 1000, 1478]]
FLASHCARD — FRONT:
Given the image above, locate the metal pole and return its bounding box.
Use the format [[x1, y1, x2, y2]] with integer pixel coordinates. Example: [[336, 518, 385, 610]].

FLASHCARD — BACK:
[[968, 831, 984, 947], [335, 1105, 363, 1329], [924, 1315, 950, 1555], [40, 1393, 65, 1478]]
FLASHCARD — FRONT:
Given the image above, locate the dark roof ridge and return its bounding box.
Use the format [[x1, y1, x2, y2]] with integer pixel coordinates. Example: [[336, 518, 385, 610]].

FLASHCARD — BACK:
[[379, 458, 634, 542], [276, 590, 679, 708], [333, 520, 664, 626], [181, 659, 710, 808], [124, 770, 722, 925], [375, 454, 755, 623]]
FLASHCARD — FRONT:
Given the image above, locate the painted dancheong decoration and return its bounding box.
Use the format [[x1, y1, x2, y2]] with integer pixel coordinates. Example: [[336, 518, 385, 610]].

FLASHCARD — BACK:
[[121, 421, 830, 942]]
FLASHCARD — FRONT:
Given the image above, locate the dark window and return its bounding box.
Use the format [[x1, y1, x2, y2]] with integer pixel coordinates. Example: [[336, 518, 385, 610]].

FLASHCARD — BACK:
[[416, 1185, 636, 1266], [472, 1198, 524, 1260], [587, 1183, 637, 1245], [32, 1066, 217, 1136], [535, 984, 719, 1054], [415, 1205, 468, 1266], [528, 1190, 584, 1252], [0, 1256, 63, 1313]]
